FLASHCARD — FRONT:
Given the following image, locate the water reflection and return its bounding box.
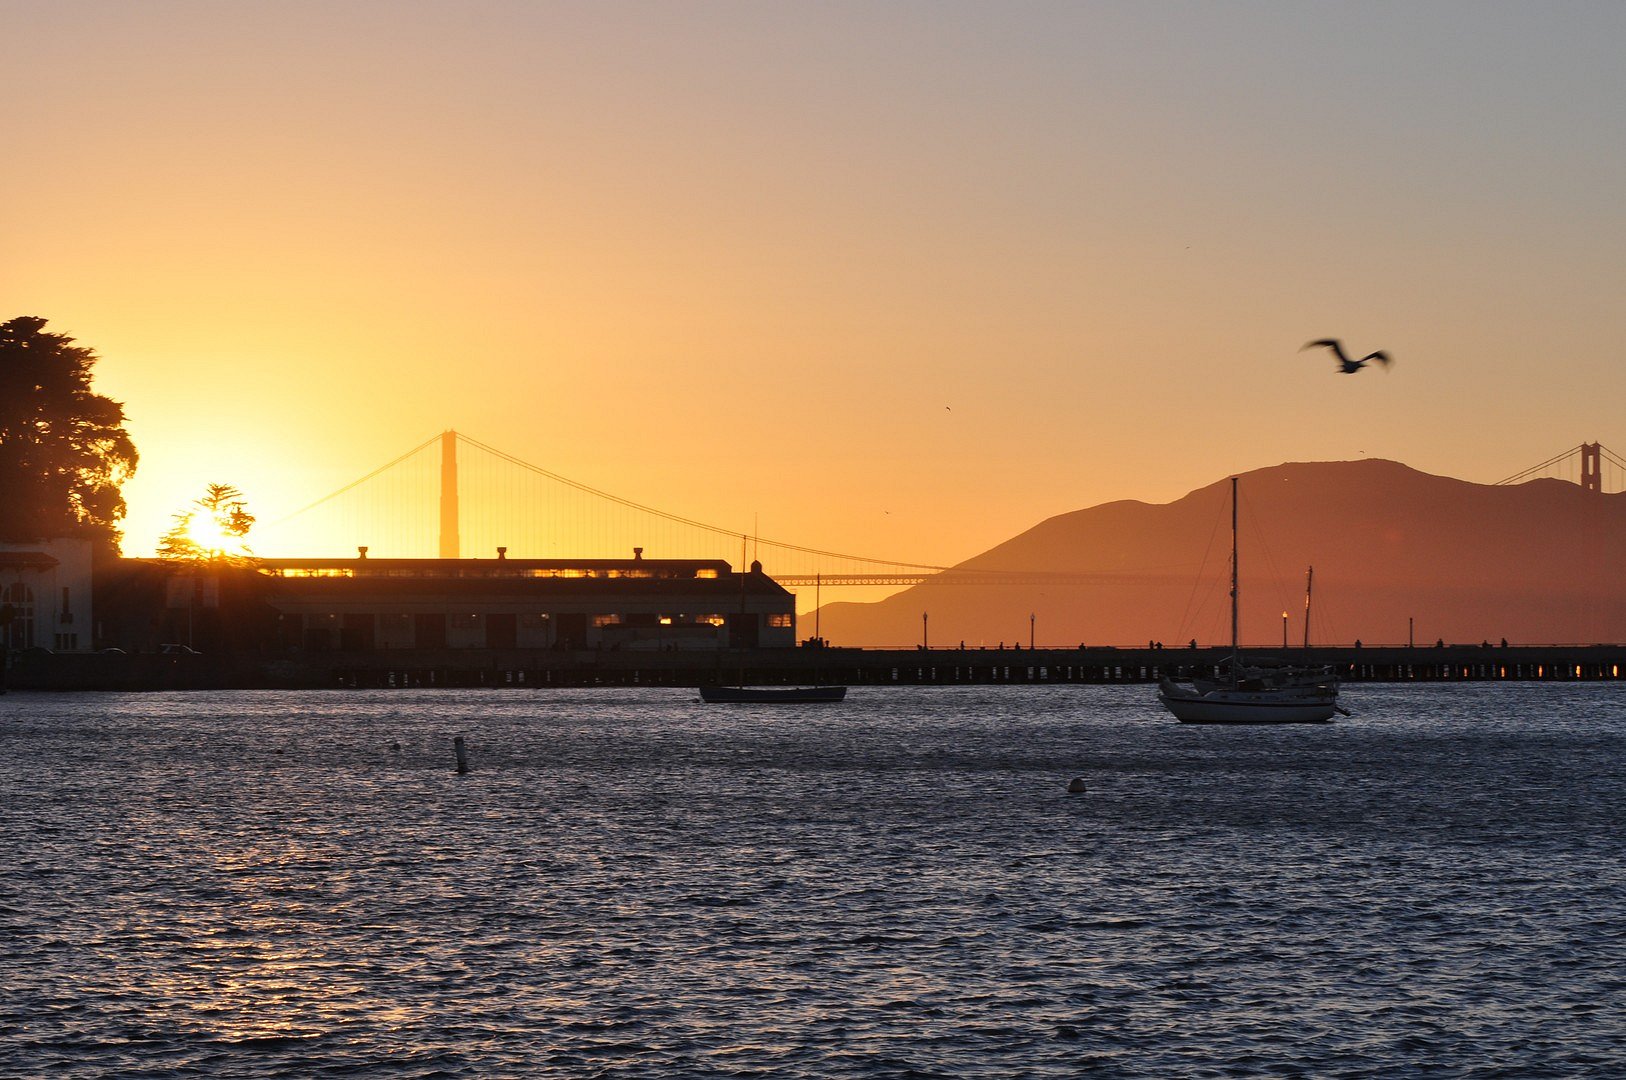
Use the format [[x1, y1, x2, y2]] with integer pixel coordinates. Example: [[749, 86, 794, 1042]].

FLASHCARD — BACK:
[[2, 685, 1623, 1076]]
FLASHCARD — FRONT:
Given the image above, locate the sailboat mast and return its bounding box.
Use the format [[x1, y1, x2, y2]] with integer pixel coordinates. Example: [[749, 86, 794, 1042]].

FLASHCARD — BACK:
[[1303, 565, 1314, 649], [1230, 476, 1239, 670]]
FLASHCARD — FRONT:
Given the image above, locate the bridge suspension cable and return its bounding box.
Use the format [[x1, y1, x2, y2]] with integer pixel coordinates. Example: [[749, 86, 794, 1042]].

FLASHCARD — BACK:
[[454, 433, 953, 573], [1494, 442, 1625, 491], [263, 433, 443, 526], [258, 430, 998, 579]]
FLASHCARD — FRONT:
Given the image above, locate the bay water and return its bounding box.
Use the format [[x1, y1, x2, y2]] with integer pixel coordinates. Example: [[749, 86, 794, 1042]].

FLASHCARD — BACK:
[[3, 684, 1622, 1077]]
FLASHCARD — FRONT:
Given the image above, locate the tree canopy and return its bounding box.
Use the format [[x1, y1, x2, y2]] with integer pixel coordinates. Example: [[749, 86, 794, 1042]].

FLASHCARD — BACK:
[[0, 316, 138, 547], [158, 483, 256, 565]]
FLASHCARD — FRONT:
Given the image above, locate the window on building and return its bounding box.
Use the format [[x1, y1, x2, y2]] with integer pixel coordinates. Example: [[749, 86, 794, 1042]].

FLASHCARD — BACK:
[[591, 614, 622, 628], [2, 583, 35, 650], [259, 568, 356, 578], [695, 569, 719, 579], [768, 614, 793, 628]]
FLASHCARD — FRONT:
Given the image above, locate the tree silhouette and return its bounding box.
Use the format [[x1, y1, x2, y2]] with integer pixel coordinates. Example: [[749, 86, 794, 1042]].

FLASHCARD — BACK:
[[158, 484, 256, 565], [0, 316, 138, 548]]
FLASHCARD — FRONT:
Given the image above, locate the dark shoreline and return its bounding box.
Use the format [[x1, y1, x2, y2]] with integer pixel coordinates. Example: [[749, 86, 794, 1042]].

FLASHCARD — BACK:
[[7, 644, 1626, 692]]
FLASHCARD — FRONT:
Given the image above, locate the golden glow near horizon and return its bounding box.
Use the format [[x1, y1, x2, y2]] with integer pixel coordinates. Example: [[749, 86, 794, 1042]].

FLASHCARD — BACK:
[[184, 514, 253, 562], [5, 3, 1625, 575]]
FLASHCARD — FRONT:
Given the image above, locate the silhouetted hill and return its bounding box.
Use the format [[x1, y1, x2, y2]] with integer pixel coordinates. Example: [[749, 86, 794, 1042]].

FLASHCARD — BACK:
[[812, 459, 1626, 647]]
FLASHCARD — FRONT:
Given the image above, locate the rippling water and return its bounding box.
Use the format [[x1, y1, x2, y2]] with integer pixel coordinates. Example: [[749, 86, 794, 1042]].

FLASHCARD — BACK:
[[3, 684, 1623, 1077]]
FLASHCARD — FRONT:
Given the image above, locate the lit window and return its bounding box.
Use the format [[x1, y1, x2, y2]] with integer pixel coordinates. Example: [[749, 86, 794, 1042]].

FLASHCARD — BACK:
[[591, 614, 622, 627], [768, 614, 792, 628], [695, 569, 718, 579]]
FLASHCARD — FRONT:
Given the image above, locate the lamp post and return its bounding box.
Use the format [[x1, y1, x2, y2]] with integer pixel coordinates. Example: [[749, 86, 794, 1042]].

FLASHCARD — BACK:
[[922, 611, 928, 651], [1282, 611, 1289, 649], [1029, 612, 1035, 650]]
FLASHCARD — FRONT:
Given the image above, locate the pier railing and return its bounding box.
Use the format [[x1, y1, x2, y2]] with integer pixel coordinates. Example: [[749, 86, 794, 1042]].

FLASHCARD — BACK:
[[9, 643, 1626, 691]]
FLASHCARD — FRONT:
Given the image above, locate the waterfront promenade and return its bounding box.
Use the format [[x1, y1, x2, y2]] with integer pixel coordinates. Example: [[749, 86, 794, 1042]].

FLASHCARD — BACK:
[[8, 643, 1626, 692]]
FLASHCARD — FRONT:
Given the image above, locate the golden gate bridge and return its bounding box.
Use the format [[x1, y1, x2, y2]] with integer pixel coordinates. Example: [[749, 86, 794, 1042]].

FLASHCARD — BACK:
[[253, 433, 1624, 587]]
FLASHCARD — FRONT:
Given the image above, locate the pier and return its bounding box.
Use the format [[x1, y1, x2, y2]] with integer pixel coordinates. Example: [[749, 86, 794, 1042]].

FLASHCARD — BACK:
[[8, 643, 1626, 692]]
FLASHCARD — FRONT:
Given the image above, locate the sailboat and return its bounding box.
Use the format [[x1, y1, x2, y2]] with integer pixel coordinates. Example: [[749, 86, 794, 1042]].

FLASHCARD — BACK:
[[1156, 477, 1342, 724], [699, 541, 848, 705]]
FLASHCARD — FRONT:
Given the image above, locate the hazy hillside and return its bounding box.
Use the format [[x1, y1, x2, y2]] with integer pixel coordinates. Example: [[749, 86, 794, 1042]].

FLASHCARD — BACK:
[[811, 459, 1626, 648]]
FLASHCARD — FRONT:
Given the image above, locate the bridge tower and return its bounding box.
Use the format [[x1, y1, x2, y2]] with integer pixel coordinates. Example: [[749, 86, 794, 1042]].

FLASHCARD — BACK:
[[1581, 442, 1602, 493], [439, 429, 460, 559]]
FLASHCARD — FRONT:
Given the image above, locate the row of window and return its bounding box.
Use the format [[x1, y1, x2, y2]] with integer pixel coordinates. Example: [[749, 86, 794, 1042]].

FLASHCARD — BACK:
[[262, 567, 723, 580], [296, 613, 793, 628]]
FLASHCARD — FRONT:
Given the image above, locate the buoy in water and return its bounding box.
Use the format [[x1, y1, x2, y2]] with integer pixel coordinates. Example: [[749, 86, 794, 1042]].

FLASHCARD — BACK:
[[1066, 777, 1086, 794], [453, 735, 470, 775]]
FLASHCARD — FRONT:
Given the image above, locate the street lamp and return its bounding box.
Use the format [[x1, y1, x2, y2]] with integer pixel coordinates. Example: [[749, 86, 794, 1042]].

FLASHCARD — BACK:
[[922, 611, 929, 650], [1282, 611, 1289, 649]]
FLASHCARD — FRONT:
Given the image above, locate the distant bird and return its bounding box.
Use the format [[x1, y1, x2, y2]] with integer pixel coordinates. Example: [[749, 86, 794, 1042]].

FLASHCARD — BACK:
[[1303, 338, 1392, 374]]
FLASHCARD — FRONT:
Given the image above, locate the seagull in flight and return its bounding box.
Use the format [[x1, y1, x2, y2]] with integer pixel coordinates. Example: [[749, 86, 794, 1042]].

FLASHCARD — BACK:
[[1303, 338, 1392, 374]]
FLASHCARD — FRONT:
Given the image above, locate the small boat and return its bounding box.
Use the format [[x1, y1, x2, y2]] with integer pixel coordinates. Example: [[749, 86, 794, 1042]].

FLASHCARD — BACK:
[[1157, 671, 1339, 724], [1157, 477, 1341, 724], [699, 685, 847, 704]]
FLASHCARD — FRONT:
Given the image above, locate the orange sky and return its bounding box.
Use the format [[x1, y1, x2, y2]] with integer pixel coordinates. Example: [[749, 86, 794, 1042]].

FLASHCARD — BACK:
[[6, 3, 1625, 587]]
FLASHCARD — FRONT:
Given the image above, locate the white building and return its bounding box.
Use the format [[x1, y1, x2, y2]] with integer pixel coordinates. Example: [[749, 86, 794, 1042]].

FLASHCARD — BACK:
[[0, 537, 94, 652]]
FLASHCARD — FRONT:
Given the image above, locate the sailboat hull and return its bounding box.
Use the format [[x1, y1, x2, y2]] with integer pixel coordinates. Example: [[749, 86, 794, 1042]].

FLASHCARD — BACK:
[[1158, 682, 1337, 724]]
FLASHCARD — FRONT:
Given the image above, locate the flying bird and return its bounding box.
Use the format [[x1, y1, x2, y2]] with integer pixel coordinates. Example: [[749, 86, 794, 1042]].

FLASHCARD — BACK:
[[1302, 338, 1392, 374]]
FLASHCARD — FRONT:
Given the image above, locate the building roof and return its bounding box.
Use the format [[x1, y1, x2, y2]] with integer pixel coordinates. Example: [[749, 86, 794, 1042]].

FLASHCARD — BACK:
[[254, 556, 733, 581], [0, 551, 60, 570]]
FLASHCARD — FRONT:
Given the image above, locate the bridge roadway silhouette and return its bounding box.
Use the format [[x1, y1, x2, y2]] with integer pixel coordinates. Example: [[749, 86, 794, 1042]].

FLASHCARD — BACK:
[[260, 433, 1625, 588]]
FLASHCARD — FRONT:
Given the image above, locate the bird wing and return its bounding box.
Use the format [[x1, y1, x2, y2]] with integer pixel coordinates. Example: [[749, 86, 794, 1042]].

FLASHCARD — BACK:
[[1302, 339, 1349, 364], [1364, 351, 1392, 368]]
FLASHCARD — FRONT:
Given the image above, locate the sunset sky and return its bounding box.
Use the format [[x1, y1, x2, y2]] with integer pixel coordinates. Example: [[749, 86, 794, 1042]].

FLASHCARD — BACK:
[[6, 2, 1625, 574]]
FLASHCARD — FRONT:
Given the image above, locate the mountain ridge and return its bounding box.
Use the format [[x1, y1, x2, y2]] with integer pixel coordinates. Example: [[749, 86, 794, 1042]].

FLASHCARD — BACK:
[[810, 459, 1626, 647]]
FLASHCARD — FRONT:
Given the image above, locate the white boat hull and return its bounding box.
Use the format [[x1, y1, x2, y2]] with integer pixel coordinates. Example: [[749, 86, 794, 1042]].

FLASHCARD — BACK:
[[1158, 679, 1337, 724]]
